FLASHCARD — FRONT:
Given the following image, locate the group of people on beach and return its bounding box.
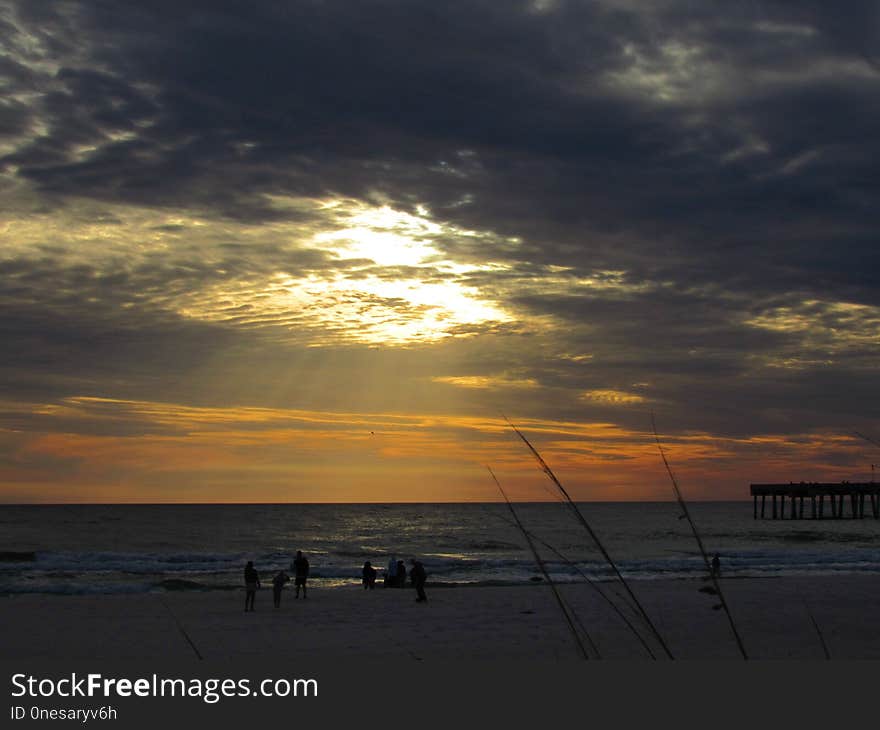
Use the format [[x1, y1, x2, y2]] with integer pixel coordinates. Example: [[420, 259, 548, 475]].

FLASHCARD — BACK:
[[244, 551, 428, 611], [362, 557, 404, 589], [361, 556, 427, 601], [243, 550, 310, 612]]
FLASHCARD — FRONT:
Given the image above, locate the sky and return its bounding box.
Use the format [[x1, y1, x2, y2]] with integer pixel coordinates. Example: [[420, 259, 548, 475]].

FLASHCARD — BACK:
[[1, 0, 878, 503]]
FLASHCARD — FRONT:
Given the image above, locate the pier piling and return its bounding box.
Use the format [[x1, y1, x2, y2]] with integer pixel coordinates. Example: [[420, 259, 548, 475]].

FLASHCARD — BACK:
[[750, 483, 880, 520]]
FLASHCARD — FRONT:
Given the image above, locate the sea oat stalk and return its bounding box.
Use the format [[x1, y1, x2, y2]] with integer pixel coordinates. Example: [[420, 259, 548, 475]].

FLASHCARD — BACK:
[[505, 418, 674, 659]]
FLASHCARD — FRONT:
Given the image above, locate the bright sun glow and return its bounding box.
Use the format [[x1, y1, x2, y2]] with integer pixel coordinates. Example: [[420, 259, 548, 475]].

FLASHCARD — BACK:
[[173, 199, 513, 345], [312, 204, 445, 268]]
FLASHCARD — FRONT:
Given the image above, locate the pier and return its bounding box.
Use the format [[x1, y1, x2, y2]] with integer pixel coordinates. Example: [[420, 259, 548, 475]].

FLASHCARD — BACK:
[[750, 482, 880, 519]]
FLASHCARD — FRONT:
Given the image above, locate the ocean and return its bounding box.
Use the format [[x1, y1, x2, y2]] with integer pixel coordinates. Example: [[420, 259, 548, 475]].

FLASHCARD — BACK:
[[2, 502, 880, 595]]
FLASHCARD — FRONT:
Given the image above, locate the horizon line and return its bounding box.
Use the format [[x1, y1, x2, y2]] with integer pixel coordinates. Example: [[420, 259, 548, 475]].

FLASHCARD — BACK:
[[0, 499, 753, 506]]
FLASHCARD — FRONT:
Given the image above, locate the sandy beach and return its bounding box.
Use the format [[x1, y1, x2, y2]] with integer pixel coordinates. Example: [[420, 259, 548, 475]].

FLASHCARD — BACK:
[[3, 575, 880, 661]]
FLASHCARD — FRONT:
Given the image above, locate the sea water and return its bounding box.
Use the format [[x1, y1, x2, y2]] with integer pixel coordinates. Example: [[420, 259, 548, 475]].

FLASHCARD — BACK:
[[2, 502, 880, 595]]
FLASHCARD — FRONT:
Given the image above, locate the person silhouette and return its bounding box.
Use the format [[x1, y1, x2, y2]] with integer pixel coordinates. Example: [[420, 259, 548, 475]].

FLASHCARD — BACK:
[[272, 569, 290, 608], [292, 550, 310, 599], [396, 560, 407, 588], [362, 561, 377, 590], [410, 558, 427, 603], [244, 561, 260, 612], [385, 555, 398, 587], [711, 553, 721, 578]]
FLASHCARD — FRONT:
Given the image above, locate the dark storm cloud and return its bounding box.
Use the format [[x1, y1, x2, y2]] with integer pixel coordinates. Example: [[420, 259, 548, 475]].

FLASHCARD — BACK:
[[7, 1, 878, 253], [1, 0, 878, 439]]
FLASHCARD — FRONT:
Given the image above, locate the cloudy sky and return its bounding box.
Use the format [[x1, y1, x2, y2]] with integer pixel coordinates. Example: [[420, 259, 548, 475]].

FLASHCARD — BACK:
[[1, 0, 878, 502]]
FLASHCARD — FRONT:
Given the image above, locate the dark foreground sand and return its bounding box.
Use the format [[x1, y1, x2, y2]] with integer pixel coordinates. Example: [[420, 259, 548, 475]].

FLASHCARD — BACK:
[[3, 575, 880, 660]]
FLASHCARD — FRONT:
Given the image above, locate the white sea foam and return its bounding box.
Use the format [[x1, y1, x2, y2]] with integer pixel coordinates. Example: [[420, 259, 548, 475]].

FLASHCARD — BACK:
[[1, 502, 879, 594]]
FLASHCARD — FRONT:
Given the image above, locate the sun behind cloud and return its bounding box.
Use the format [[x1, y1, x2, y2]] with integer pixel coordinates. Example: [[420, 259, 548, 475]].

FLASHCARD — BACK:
[[173, 198, 515, 345]]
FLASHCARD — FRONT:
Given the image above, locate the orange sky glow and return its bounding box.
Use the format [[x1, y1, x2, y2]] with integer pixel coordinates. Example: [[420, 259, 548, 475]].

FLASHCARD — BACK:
[[0, 397, 871, 503]]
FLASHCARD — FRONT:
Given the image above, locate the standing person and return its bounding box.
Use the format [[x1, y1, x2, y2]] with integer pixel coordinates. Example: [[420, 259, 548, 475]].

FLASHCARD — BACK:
[[244, 561, 260, 612], [410, 558, 427, 603], [292, 550, 310, 599], [711, 553, 721, 579], [396, 560, 407, 588], [385, 555, 398, 587], [362, 561, 377, 590], [272, 569, 290, 608]]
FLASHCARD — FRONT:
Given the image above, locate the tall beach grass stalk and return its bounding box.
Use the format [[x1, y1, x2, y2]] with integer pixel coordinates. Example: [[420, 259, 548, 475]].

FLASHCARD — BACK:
[[801, 595, 831, 660], [505, 418, 675, 659], [651, 413, 748, 660], [854, 431, 880, 449], [491, 506, 657, 658], [487, 466, 597, 660], [159, 595, 203, 660]]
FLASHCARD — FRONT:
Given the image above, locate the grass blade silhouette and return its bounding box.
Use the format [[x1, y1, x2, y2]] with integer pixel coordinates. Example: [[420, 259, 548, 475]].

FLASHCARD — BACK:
[[801, 595, 831, 660], [487, 466, 596, 660], [159, 595, 203, 660], [491, 504, 657, 658], [853, 431, 880, 449], [505, 419, 674, 659], [651, 413, 748, 660]]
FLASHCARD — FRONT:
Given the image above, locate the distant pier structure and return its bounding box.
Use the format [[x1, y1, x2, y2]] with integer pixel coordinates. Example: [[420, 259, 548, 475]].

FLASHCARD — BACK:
[[750, 482, 880, 520]]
